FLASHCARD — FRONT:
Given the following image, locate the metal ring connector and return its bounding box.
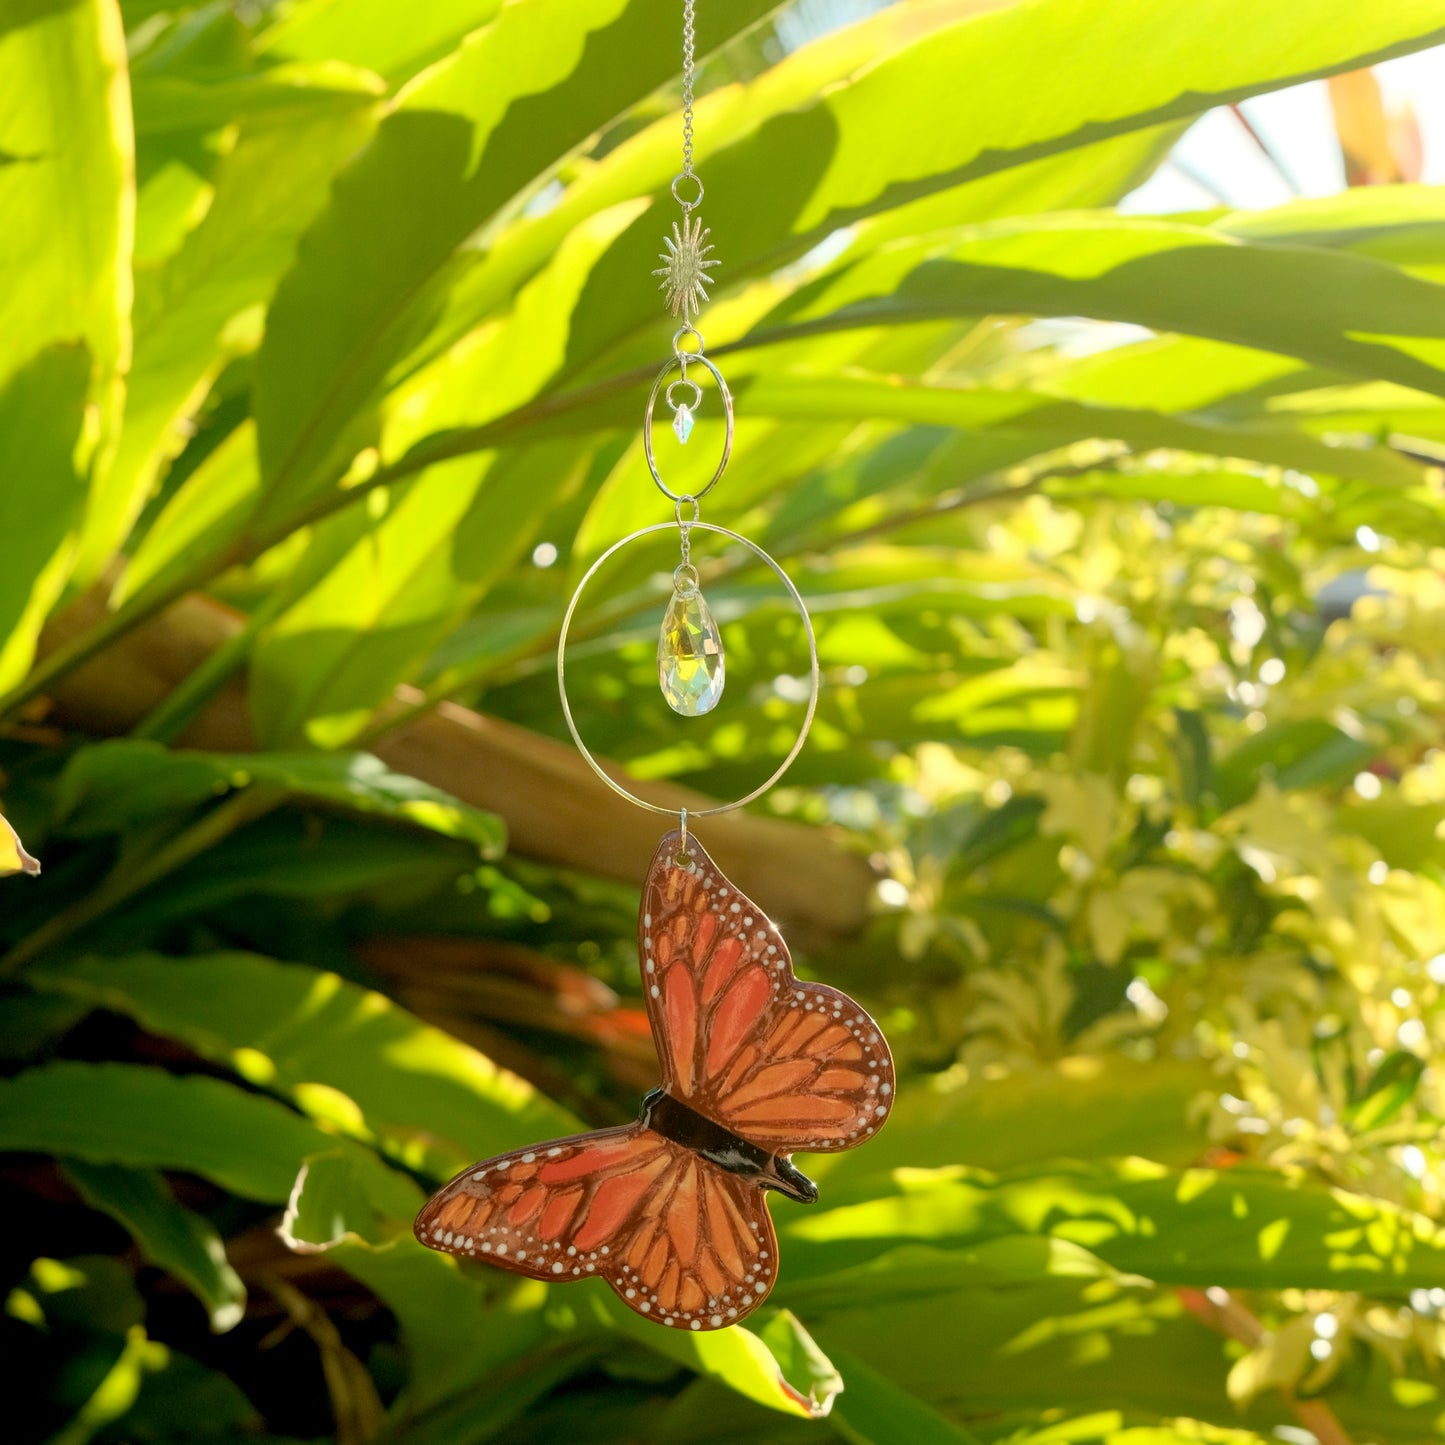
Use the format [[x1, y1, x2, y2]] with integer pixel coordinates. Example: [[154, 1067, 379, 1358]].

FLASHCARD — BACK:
[[666, 379, 703, 411], [557, 522, 820, 821], [673, 561, 701, 596], [670, 172, 704, 209], [672, 325, 705, 358], [644, 355, 733, 503]]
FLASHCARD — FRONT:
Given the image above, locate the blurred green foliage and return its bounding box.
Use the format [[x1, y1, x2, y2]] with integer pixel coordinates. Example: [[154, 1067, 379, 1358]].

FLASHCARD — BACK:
[[2, 1, 1444, 1443]]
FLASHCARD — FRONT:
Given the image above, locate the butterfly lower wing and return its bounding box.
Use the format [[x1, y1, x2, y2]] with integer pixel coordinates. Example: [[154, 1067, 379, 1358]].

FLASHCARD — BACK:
[[640, 831, 893, 1154], [415, 1124, 675, 1281], [608, 1148, 776, 1329], [415, 1122, 775, 1330]]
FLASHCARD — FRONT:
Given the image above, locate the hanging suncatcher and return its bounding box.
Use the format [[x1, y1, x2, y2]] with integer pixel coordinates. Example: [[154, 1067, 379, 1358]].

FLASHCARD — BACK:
[[415, 0, 894, 1330]]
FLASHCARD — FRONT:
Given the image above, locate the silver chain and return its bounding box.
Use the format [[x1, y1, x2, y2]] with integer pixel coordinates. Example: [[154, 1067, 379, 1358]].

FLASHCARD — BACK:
[[680, 0, 696, 178]]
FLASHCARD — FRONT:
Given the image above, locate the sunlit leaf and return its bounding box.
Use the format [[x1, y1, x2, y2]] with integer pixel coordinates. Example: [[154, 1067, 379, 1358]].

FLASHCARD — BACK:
[[32, 950, 578, 1175], [786, 1157, 1445, 1292], [52, 740, 507, 856], [0, 1061, 417, 1214]]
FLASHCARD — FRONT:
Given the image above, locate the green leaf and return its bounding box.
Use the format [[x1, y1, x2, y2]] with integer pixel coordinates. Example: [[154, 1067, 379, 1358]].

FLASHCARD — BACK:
[[784, 1238, 1131, 1312], [260, 0, 507, 87], [755, 1309, 845, 1419], [466, 0, 1445, 396], [114, 418, 259, 604], [0, 991, 87, 1059], [1217, 184, 1445, 275], [0, 0, 131, 400], [800, 1274, 1437, 1441], [248, 444, 587, 746], [750, 0, 1445, 238], [775, 215, 1445, 399], [250, 203, 623, 746], [992, 1413, 1273, 1445], [856, 125, 1182, 247], [1347, 1050, 1426, 1133], [101, 1346, 262, 1443], [585, 1291, 834, 1421], [252, 0, 777, 520], [340, 1240, 575, 1423], [87, 811, 479, 931], [824, 1342, 983, 1445], [0, 0, 132, 653], [785, 1157, 1445, 1293], [78, 75, 381, 586], [0, 345, 92, 693], [128, 58, 383, 137], [278, 1147, 392, 1252], [52, 740, 506, 857], [0, 1061, 417, 1214], [62, 1159, 247, 1332], [735, 373, 1424, 491], [1214, 719, 1379, 810], [31, 950, 579, 1175]]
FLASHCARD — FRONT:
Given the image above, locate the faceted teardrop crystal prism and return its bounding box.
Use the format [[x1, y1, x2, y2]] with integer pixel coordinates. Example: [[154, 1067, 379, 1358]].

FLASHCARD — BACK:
[[672, 403, 695, 444], [658, 586, 725, 716]]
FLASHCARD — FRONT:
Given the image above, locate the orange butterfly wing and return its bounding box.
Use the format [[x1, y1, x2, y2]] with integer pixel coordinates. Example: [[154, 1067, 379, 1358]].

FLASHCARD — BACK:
[[640, 831, 893, 1153], [415, 1125, 775, 1328]]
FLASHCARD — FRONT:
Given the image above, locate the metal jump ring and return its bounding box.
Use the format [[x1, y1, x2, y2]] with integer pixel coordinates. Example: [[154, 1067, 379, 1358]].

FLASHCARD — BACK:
[[644, 354, 733, 503], [674, 495, 700, 527], [666, 378, 703, 410], [671, 172, 704, 209], [557, 522, 819, 820], [673, 325, 705, 358]]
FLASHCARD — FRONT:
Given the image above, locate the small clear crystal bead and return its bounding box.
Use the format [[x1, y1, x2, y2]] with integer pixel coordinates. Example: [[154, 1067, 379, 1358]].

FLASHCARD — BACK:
[[672, 404, 695, 444]]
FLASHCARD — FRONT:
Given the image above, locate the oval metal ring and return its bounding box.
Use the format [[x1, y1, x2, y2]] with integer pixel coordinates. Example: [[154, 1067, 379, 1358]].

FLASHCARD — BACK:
[[644, 353, 733, 502], [671, 172, 704, 209], [557, 522, 819, 820]]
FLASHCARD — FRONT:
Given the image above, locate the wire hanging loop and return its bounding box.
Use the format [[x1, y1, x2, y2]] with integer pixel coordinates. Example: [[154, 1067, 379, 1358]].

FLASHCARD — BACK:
[[556, 521, 820, 820], [644, 353, 733, 503]]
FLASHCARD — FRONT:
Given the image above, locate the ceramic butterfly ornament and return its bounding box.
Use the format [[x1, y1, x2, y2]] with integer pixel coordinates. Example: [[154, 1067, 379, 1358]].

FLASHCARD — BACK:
[[415, 830, 893, 1329]]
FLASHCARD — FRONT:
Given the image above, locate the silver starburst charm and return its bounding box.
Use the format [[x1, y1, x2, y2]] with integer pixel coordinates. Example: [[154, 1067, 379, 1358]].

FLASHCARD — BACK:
[[653, 214, 720, 319]]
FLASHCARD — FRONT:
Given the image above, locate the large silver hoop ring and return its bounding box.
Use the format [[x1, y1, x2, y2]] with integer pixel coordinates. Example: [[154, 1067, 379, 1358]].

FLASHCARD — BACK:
[[643, 354, 733, 503], [557, 522, 818, 819]]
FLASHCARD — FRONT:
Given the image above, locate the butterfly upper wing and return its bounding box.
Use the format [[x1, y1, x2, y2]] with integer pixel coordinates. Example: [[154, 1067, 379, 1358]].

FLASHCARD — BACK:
[[640, 831, 893, 1154], [415, 1125, 776, 1329]]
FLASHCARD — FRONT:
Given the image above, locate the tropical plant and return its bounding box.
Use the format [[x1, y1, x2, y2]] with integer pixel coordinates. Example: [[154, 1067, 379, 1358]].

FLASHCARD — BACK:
[[2, 1, 1444, 1443]]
